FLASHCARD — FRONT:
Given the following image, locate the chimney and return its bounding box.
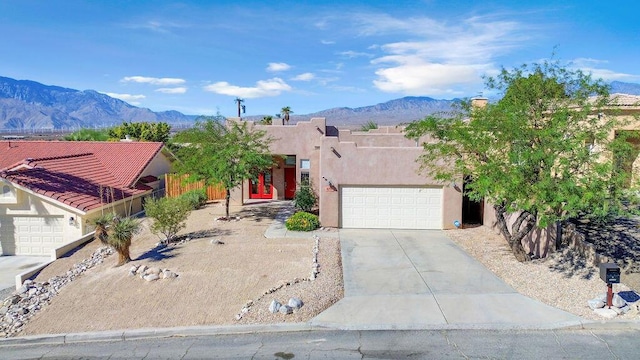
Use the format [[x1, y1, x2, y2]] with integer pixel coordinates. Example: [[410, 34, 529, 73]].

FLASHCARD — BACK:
[[471, 96, 488, 108]]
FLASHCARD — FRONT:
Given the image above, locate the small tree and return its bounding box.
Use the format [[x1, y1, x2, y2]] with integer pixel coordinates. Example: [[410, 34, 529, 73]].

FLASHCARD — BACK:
[[406, 59, 638, 262], [173, 116, 275, 219], [144, 197, 192, 243], [260, 115, 273, 125]]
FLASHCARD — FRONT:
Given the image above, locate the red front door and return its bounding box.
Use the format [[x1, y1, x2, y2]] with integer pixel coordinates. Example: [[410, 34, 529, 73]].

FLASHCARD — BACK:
[[249, 171, 273, 199], [284, 168, 296, 199]]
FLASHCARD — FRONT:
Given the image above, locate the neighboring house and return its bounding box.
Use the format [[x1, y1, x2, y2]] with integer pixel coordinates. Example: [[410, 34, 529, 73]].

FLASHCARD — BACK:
[[0, 141, 174, 256], [229, 117, 465, 230]]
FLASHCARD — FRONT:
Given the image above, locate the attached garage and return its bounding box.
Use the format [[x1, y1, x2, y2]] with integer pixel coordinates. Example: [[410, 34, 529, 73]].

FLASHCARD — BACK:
[[0, 216, 64, 255], [341, 186, 443, 229]]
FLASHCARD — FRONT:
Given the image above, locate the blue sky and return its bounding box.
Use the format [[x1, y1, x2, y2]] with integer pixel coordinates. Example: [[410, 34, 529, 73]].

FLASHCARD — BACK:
[[1, 0, 639, 117]]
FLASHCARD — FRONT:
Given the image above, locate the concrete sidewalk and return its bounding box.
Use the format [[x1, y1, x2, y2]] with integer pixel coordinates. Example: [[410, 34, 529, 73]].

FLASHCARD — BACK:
[[263, 202, 338, 239], [310, 229, 585, 330]]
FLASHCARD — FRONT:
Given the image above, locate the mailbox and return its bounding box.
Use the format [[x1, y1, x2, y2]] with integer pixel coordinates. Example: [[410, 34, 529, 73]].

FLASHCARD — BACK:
[[599, 263, 620, 284]]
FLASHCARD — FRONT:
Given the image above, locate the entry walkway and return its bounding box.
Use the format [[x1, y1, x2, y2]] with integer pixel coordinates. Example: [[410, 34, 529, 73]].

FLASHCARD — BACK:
[[311, 229, 584, 330]]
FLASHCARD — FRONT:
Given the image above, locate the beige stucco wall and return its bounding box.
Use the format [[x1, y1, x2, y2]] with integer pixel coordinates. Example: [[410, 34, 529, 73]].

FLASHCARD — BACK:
[[0, 185, 84, 254], [233, 117, 326, 201], [230, 118, 463, 229], [139, 149, 174, 189], [318, 135, 462, 229]]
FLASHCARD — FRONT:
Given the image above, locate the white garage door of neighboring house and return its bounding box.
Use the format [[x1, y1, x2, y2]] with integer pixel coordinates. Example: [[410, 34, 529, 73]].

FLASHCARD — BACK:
[[341, 187, 443, 229], [0, 216, 64, 255]]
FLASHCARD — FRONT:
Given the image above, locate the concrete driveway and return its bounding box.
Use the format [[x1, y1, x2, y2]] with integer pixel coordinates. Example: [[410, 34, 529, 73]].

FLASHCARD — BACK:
[[311, 229, 584, 330], [0, 256, 50, 292]]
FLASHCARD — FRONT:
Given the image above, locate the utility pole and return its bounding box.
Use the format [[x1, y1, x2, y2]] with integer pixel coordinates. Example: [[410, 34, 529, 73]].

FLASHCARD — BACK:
[[234, 98, 245, 118]]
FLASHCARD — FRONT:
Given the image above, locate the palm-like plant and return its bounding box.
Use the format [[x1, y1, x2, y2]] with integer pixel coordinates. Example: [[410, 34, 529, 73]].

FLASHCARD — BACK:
[[281, 106, 293, 125], [260, 115, 273, 125], [90, 213, 115, 245], [109, 217, 141, 266]]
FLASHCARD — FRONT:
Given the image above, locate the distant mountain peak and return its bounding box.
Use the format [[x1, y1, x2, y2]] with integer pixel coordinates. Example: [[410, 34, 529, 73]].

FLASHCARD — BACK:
[[0, 75, 194, 129]]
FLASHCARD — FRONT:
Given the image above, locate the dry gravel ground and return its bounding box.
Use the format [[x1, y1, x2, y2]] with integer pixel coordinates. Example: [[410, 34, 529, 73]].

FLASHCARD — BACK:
[[447, 226, 640, 321], [11, 202, 640, 336], [17, 201, 343, 336]]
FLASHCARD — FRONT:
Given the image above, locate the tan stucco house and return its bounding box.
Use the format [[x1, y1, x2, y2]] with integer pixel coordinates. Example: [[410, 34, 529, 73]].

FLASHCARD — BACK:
[[229, 117, 468, 231], [0, 141, 174, 256]]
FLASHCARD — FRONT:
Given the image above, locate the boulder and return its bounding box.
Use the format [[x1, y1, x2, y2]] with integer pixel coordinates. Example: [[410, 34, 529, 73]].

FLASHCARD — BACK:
[[587, 299, 605, 310], [612, 294, 627, 308], [288, 297, 304, 309], [162, 270, 178, 279], [279, 305, 293, 314], [143, 274, 160, 282], [269, 300, 281, 314], [593, 308, 618, 319], [136, 265, 148, 275], [146, 267, 162, 275]]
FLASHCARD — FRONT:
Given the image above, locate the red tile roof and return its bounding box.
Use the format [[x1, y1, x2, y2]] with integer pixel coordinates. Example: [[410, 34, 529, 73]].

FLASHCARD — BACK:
[[0, 141, 165, 212]]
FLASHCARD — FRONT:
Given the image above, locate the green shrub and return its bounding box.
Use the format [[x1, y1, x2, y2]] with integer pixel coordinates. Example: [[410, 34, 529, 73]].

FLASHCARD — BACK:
[[285, 211, 320, 231], [144, 196, 192, 242], [179, 189, 207, 210], [293, 182, 317, 212]]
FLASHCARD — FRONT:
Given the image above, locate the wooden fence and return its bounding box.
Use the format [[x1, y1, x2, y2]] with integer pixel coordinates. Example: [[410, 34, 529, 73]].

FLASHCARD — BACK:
[[165, 174, 226, 201]]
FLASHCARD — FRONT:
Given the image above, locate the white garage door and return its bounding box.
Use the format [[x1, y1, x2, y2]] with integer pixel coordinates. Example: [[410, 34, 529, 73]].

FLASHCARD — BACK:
[[0, 216, 64, 255], [341, 187, 443, 229]]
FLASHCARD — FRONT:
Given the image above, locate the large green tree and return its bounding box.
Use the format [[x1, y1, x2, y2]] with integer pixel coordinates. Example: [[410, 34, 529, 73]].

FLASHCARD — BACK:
[[173, 116, 275, 218], [406, 60, 638, 262]]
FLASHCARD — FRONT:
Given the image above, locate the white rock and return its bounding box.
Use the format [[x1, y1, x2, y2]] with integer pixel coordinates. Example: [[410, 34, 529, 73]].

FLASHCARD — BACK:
[[288, 297, 303, 309], [269, 300, 281, 313], [613, 305, 630, 315], [278, 305, 293, 314], [146, 267, 162, 275], [613, 294, 627, 308], [593, 308, 618, 319], [136, 265, 148, 275], [588, 299, 605, 310], [162, 270, 178, 279], [143, 274, 160, 282], [129, 265, 138, 273]]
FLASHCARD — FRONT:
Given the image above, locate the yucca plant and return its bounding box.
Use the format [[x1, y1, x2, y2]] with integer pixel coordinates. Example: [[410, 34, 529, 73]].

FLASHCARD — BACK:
[[90, 212, 116, 245], [108, 217, 141, 266]]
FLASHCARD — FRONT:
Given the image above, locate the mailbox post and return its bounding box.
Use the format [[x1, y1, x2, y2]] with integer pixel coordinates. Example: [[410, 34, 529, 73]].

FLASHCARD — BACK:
[[599, 263, 620, 308]]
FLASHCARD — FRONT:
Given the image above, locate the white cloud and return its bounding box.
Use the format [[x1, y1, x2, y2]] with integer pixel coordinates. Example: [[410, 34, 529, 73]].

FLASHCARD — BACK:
[[121, 76, 186, 86], [321, 40, 335, 45], [103, 92, 146, 105], [292, 73, 315, 81], [266, 62, 291, 72], [338, 50, 374, 59], [364, 15, 528, 95], [203, 78, 292, 98], [155, 87, 188, 94], [569, 58, 640, 82]]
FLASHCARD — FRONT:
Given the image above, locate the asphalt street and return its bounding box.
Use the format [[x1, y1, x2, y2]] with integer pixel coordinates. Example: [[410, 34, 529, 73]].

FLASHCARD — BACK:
[[1, 329, 639, 359]]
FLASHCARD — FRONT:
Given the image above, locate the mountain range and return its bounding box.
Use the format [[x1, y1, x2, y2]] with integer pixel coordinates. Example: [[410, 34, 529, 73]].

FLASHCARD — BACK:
[[1, 76, 639, 130]]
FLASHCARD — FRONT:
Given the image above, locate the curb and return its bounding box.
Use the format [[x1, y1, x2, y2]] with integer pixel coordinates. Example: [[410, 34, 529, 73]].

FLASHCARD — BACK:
[[4, 319, 640, 346]]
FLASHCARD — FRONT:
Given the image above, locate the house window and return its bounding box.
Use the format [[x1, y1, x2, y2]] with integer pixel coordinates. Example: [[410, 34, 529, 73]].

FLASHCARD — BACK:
[[285, 156, 296, 166], [300, 159, 310, 185]]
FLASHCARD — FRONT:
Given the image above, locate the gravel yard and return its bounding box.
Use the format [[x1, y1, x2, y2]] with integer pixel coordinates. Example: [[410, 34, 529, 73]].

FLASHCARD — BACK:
[[12, 201, 343, 337], [5, 201, 640, 337], [446, 226, 640, 321]]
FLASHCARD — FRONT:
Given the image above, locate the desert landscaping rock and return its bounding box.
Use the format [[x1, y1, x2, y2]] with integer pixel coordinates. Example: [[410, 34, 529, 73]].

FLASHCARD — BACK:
[[593, 308, 618, 319], [278, 305, 293, 314], [13, 202, 342, 336], [269, 300, 281, 314], [0, 245, 114, 337], [288, 297, 303, 309], [588, 299, 605, 310], [143, 274, 160, 282]]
